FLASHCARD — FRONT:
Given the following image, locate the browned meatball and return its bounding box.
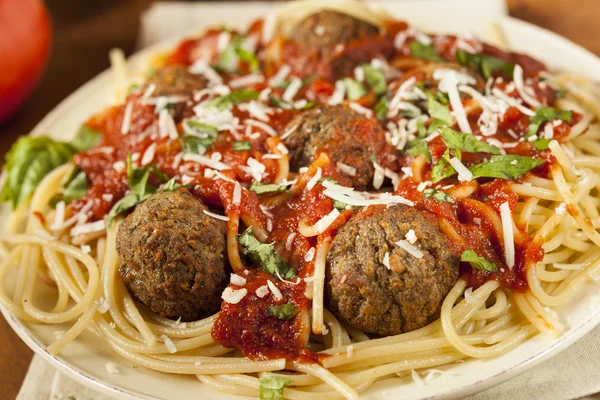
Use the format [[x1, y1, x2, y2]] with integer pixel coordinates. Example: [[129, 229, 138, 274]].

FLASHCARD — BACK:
[[283, 105, 396, 190], [146, 65, 208, 97], [116, 189, 228, 321], [287, 11, 381, 79], [326, 205, 460, 336], [290, 10, 379, 51]]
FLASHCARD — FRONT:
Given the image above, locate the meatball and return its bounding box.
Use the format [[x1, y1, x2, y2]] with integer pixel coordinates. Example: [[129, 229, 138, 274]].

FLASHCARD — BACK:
[[286, 11, 381, 79], [116, 189, 228, 321], [289, 10, 379, 51], [146, 65, 208, 97], [283, 105, 396, 190], [326, 205, 460, 336]]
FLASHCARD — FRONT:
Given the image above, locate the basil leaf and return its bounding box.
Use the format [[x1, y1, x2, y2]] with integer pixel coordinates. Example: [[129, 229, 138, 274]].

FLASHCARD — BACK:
[[440, 127, 501, 155], [333, 199, 355, 211], [183, 120, 219, 138], [361, 64, 387, 95], [183, 135, 213, 155], [455, 50, 515, 79], [250, 181, 287, 195], [107, 193, 146, 226], [1, 136, 77, 209], [461, 249, 498, 271], [342, 78, 366, 100], [232, 141, 252, 151], [215, 36, 260, 73], [409, 41, 442, 62], [70, 126, 103, 152], [238, 227, 296, 279], [266, 303, 298, 320], [533, 137, 551, 150], [427, 97, 452, 125], [126, 154, 168, 197], [423, 188, 454, 204], [469, 155, 545, 180], [259, 376, 293, 400], [205, 89, 259, 111], [160, 177, 183, 192], [374, 95, 389, 120], [61, 171, 88, 204], [407, 140, 432, 163], [526, 107, 573, 139], [432, 150, 457, 183]]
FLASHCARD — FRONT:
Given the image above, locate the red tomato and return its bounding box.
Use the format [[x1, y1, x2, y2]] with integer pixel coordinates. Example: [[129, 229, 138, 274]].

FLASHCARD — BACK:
[[0, 0, 51, 123]]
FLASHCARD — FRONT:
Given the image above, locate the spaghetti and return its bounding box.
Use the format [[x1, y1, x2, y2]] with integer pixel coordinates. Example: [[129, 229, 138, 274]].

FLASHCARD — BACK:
[[1, 1, 600, 399]]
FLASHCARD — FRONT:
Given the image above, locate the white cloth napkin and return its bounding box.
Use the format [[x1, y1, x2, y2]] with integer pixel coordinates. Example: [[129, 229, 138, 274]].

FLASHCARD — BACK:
[[16, 1, 600, 399]]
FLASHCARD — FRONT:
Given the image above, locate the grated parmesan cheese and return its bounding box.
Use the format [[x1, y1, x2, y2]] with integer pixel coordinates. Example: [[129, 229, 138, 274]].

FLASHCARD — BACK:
[[349, 102, 373, 118], [304, 247, 316, 262], [286, 232, 297, 251], [306, 167, 322, 190], [71, 220, 106, 237], [283, 77, 302, 102], [121, 102, 133, 135], [221, 287, 248, 304], [449, 157, 473, 182], [141, 143, 156, 166], [105, 363, 120, 374], [405, 229, 418, 244], [232, 181, 242, 206], [183, 153, 231, 170], [395, 239, 424, 259], [255, 285, 269, 298], [229, 73, 265, 88], [230, 273, 247, 286], [202, 210, 229, 222], [328, 80, 346, 105], [267, 280, 283, 300], [310, 208, 340, 235], [160, 335, 177, 354], [382, 252, 391, 269], [245, 119, 276, 136]]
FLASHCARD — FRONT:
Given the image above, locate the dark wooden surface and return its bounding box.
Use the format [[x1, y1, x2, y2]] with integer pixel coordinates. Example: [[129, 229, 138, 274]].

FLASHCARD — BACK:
[[2, 0, 600, 398]]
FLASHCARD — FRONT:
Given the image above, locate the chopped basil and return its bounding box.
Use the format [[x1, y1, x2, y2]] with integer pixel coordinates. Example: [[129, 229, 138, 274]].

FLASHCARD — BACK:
[[215, 36, 259, 73], [361, 64, 387, 95], [439, 127, 501, 157], [409, 41, 442, 62], [160, 177, 183, 192], [407, 140, 432, 163], [71, 125, 103, 152], [1, 136, 77, 209], [238, 227, 296, 280], [266, 302, 298, 320], [61, 170, 88, 204], [431, 150, 456, 183], [182, 120, 218, 155], [333, 199, 355, 211], [427, 97, 452, 125], [250, 181, 288, 195], [461, 249, 498, 271], [455, 50, 515, 79], [469, 155, 545, 180], [107, 154, 169, 225], [526, 107, 573, 139], [204, 89, 259, 111], [275, 75, 316, 90], [423, 188, 454, 204], [232, 141, 252, 151], [269, 96, 316, 110], [259, 376, 293, 400], [374, 95, 389, 120], [342, 78, 366, 100], [532, 137, 551, 150]]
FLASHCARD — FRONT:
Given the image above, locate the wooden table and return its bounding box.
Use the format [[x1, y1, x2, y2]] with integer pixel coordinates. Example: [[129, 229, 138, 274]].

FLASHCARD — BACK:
[[1, 0, 599, 398]]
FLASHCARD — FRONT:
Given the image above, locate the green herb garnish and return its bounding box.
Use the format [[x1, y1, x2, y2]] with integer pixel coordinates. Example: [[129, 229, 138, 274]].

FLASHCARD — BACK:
[[259, 376, 293, 400], [409, 40, 442, 62], [266, 303, 298, 320], [461, 249, 498, 271], [423, 188, 454, 204], [469, 155, 545, 180], [232, 141, 252, 151], [238, 227, 296, 279], [455, 50, 515, 79]]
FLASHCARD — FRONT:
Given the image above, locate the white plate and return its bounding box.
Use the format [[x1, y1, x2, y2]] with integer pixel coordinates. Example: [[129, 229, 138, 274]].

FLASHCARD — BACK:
[[2, 2, 600, 399]]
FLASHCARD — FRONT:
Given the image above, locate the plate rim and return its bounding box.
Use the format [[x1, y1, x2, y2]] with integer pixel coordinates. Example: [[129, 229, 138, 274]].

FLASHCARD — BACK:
[[3, 12, 600, 400]]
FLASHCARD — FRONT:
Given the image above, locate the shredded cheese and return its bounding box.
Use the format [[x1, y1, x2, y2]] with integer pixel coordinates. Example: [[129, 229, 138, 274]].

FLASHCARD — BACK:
[[306, 167, 322, 190], [283, 77, 302, 102], [221, 287, 248, 304], [202, 210, 230, 222], [255, 285, 269, 298], [230, 273, 247, 286], [395, 239, 424, 259], [267, 280, 283, 300], [121, 102, 133, 135], [232, 181, 242, 206], [285, 232, 297, 251], [160, 335, 177, 354], [183, 153, 231, 170], [71, 220, 106, 237], [141, 143, 156, 166], [304, 247, 316, 262], [382, 252, 391, 269], [336, 162, 357, 177], [328, 81, 346, 105], [449, 157, 473, 182]]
